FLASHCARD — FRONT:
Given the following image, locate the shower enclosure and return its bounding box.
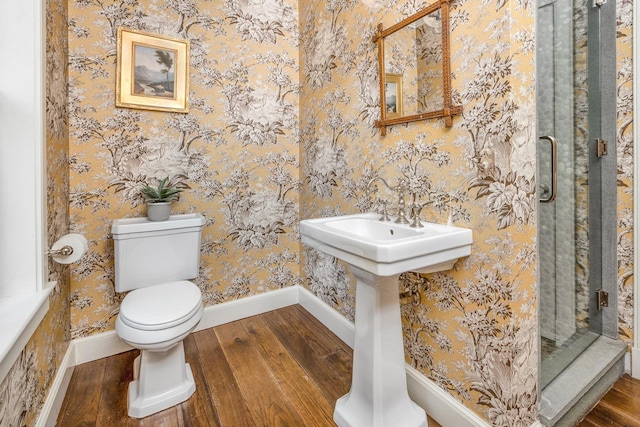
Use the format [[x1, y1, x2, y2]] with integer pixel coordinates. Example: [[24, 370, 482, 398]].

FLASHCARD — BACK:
[[536, 0, 619, 392]]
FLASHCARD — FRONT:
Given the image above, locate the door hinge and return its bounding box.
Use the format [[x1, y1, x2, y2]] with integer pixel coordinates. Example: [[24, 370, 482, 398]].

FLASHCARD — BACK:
[[596, 289, 609, 309], [596, 138, 608, 157], [594, 0, 607, 7]]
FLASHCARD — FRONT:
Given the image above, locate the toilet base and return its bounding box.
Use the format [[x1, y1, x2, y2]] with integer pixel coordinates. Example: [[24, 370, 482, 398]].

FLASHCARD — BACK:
[[127, 342, 196, 418]]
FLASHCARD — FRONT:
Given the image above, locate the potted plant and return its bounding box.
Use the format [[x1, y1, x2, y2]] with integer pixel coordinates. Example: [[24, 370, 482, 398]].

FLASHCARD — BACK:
[[141, 177, 182, 221]]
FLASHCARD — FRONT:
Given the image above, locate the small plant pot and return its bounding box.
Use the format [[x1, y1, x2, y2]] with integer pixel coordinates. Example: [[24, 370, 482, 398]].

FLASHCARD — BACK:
[[146, 202, 171, 221]]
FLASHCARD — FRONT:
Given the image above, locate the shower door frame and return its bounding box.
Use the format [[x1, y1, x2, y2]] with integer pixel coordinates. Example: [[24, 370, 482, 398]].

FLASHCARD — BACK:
[[587, 0, 618, 340]]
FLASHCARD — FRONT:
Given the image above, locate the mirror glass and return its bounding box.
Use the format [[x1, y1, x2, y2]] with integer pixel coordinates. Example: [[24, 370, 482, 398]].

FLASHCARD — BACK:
[[416, 10, 444, 112], [384, 11, 443, 117], [375, 0, 461, 134]]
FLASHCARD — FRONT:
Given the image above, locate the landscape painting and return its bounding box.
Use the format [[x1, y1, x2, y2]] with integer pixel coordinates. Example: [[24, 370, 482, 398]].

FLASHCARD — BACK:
[[116, 28, 190, 113], [133, 45, 176, 98]]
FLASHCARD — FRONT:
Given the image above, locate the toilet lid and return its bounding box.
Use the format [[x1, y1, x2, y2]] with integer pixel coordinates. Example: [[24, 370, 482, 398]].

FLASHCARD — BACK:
[[119, 280, 202, 331]]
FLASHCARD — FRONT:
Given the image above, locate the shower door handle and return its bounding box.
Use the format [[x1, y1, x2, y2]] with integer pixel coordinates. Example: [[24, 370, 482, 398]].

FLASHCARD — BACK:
[[539, 135, 557, 203]]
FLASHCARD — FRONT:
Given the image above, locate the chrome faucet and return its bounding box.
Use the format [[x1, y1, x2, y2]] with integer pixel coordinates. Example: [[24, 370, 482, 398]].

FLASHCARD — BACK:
[[410, 203, 424, 228], [378, 200, 391, 221], [393, 185, 410, 224], [366, 176, 393, 194], [365, 177, 410, 224], [408, 192, 433, 228]]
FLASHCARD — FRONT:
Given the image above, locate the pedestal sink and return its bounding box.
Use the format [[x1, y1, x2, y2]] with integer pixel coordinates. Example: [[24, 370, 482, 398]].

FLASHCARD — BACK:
[[300, 213, 472, 427]]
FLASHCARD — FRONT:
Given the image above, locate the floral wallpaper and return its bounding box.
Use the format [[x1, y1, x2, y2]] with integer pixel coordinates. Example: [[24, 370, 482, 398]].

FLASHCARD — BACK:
[[616, 0, 634, 347], [0, 0, 71, 425], [0, 0, 634, 426], [299, 0, 538, 424], [66, 0, 301, 337]]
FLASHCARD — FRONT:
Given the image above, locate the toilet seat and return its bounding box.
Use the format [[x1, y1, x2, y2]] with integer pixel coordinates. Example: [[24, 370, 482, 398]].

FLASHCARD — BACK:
[[116, 280, 203, 349], [119, 280, 202, 330]]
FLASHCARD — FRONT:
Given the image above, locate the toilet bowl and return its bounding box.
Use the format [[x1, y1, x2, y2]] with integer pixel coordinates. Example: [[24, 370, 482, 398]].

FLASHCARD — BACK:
[[111, 214, 206, 418], [116, 281, 203, 418]]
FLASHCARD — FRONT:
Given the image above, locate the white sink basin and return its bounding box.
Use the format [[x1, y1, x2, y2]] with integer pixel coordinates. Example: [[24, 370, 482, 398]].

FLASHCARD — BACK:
[[301, 213, 473, 426], [300, 212, 472, 276]]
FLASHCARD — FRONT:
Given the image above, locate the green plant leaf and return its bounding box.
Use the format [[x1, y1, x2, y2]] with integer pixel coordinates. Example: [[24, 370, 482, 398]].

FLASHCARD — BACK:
[[141, 176, 183, 202]]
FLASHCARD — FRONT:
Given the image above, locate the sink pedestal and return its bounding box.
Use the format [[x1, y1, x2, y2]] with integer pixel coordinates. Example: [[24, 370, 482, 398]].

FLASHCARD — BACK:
[[334, 266, 428, 427], [300, 212, 471, 427]]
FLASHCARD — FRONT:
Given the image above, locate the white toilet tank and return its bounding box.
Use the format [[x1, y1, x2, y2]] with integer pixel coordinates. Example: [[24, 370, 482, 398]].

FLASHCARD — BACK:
[[111, 213, 205, 292]]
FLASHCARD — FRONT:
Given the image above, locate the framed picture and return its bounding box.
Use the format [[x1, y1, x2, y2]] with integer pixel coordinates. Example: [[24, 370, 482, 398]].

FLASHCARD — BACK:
[[385, 73, 403, 118], [116, 28, 190, 113]]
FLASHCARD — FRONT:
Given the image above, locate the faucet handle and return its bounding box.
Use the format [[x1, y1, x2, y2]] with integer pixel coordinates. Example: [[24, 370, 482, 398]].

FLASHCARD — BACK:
[[410, 204, 424, 228], [378, 201, 391, 221]]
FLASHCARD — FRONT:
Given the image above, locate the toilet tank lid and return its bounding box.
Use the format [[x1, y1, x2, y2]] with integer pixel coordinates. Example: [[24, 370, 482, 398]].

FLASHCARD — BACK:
[[111, 213, 205, 235]]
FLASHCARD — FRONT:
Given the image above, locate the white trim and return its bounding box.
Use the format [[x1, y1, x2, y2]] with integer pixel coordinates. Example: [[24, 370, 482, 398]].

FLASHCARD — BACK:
[[195, 286, 299, 331], [73, 286, 300, 365], [297, 285, 355, 347], [34, 0, 47, 293], [35, 342, 75, 427], [0, 0, 49, 387], [0, 286, 52, 382], [39, 286, 545, 427], [406, 365, 490, 427], [633, 0, 640, 380], [73, 329, 133, 366], [0, 0, 46, 297]]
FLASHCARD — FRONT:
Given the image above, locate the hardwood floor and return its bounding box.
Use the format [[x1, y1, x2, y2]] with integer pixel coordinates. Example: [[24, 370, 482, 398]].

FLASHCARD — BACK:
[[57, 304, 640, 427], [57, 305, 441, 427], [577, 374, 640, 427]]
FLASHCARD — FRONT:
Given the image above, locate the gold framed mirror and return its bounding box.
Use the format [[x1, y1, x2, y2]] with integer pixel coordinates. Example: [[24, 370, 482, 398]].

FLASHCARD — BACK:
[[374, 0, 462, 135]]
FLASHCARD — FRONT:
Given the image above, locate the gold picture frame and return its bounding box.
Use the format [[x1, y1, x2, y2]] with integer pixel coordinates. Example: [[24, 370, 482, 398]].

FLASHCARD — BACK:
[[384, 73, 403, 119], [116, 28, 190, 113]]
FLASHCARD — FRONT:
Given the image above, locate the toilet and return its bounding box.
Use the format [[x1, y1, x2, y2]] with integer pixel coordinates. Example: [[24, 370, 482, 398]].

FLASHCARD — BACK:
[[111, 213, 206, 418]]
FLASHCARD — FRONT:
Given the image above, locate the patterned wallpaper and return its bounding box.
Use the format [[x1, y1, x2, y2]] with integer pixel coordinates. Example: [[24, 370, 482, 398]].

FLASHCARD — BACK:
[[301, 1, 634, 423], [66, 0, 301, 337], [0, 0, 634, 426], [616, 0, 634, 345], [300, 0, 538, 424]]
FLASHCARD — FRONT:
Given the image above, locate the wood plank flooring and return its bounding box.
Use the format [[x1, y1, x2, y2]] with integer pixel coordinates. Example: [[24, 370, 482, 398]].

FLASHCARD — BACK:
[[57, 305, 440, 427], [57, 304, 640, 427], [577, 374, 640, 427]]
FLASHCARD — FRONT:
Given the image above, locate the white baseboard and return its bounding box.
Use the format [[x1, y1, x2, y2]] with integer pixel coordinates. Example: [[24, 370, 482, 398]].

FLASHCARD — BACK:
[[39, 285, 543, 427], [73, 329, 133, 365], [35, 341, 75, 427], [632, 346, 640, 379], [405, 365, 490, 427], [196, 286, 299, 331], [72, 286, 300, 365], [297, 285, 355, 348]]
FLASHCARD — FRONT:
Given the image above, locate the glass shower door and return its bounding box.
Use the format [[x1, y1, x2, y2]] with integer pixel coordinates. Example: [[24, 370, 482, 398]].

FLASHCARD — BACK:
[[537, 0, 600, 389]]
